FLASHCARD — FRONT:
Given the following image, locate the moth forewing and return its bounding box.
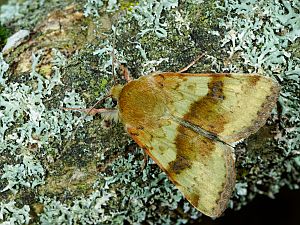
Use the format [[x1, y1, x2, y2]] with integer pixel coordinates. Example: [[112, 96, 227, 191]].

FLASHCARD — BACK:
[[111, 72, 279, 217]]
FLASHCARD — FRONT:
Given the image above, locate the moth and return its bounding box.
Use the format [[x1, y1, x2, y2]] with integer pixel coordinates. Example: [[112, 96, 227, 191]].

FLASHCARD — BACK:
[[66, 71, 279, 217]]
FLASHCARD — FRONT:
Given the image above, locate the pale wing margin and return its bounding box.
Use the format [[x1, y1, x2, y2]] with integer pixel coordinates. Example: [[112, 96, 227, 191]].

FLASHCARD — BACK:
[[127, 118, 236, 217], [211, 74, 280, 142]]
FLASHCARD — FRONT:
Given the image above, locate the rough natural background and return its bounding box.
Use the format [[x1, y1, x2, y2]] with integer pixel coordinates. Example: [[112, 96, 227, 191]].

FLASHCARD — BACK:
[[0, 0, 299, 224]]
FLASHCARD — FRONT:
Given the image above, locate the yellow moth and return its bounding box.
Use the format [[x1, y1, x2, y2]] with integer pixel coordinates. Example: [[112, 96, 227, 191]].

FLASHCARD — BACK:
[[66, 70, 279, 217], [109, 71, 279, 217]]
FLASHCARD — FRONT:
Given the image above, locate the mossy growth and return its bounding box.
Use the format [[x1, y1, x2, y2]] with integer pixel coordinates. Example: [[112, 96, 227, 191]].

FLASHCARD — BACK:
[[113, 1, 226, 78], [0, 0, 299, 224], [0, 24, 10, 49]]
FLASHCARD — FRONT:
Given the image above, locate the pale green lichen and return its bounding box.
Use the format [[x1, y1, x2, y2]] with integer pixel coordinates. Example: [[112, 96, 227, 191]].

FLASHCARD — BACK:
[[92, 152, 200, 224], [217, 0, 300, 210], [0, 47, 91, 202], [0, 0, 299, 224], [0, 0, 22, 24], [0, 0, 68, 29], [129, 0, 178, 38], [1, 155, 45, 193], [37, 151, 190, 224], [0, 50, 87, 155], [0, 201, 30, 225], [39, 190, 113, 224], [93, 38, 127, 80], [217, 0, 300, 73], [84, 0, 120, 17], [0, 53, 9, 85], [84, 0, 104, 17]]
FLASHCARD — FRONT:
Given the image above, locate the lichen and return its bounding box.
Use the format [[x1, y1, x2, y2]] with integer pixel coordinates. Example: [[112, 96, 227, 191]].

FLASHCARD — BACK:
[[0, 53, 9, 85], [0, 50, 87, 153], [39, 190, 113, 224], [129, 0, 179, 38], [0, 0, 299, 224], [0, 201, 30, 225], [0, 47, 90, 198], [1, 155, 45, 194], [84, 0, 105, 17], [216, 0, 300, 210]]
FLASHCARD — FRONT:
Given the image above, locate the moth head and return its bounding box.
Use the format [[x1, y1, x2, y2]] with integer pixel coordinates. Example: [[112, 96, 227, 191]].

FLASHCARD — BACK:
[[110, 84, 124, 101]]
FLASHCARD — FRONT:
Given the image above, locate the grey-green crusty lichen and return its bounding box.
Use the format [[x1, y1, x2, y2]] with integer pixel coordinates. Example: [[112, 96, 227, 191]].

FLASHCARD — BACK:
[[216, 0, 300, 211], [0, 0, 299, 224], [0, 201, 30, 225], [1, 154, 45, 194]]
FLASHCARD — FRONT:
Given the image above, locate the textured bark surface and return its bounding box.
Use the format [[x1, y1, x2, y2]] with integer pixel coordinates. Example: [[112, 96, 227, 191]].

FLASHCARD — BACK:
[[0, 0, 299, 224]]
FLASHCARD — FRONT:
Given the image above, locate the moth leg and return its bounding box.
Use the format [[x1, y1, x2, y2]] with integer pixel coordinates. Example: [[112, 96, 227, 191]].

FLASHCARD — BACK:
[[120, 64, 132, 82], [177, 52, 206, 73]]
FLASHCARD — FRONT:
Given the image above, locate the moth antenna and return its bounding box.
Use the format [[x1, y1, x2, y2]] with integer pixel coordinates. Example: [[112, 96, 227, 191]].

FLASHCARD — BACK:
[[177, 52, 206, 73], [60, 16, 122, 159], [60, 95, 112, 159], [111, 24, 117, 85]]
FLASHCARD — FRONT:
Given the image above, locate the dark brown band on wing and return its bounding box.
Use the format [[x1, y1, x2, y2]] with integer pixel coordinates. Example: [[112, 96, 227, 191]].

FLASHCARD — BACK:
[[207, 79, 225, 100], [167, 76, 230, 174], [169, 155, 191, 174], [187, 192, 200, 208], [183, 76, 229, 135], [168, 124, 215, 175]]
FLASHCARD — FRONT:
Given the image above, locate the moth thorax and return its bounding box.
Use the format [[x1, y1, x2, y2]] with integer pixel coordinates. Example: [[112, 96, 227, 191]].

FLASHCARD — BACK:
[[110, 84, 124, 100]]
